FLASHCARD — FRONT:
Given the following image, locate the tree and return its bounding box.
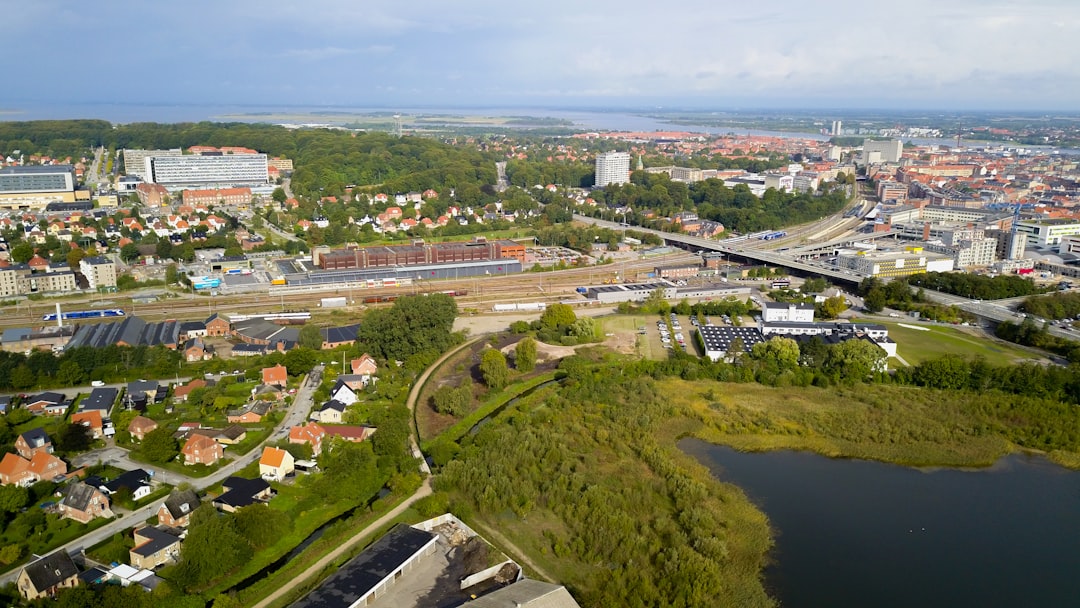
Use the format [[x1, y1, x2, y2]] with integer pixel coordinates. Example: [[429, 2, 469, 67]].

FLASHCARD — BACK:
[[172, 505, 252, 590], [272, 187, 287, 203], [480, 348, 510, 390], [166, 263, 180, 285], [141, 427, 179, 464], [432, 384, 471, 416], [824, 339, 886, 382], [283, 347, 316, 375], [539, 303, 576, 330], [57, 360, 85, 386], [10, 364, 36, 390], [750, 337, 800, 370], [233, 503, 290, 550], [0, 485, 29, 514], [120, 242, 141, 263], [298, 324, 324, 350], [864, 287, 887, 313], [10, 242, 34, 264], [818, 296, 848, 319], [515, 337, 537, 372], [65, 248, 85, 269], [54, 423, 92, 454]]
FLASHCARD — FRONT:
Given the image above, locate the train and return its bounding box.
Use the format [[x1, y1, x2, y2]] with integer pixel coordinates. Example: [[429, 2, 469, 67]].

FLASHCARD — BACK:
[[759, 231, 788, 241], [191, 277, 222, 290], [42, 309, 126, 321]]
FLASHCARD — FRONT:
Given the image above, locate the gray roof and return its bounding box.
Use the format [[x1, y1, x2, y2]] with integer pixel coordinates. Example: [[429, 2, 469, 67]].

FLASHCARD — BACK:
[[466, 580, 582, 608], [698, 325, 765, 352], [22, 551, 79, 592], [67, 316, 180, 349], [19, 428, 51, 449], [81, 387, 118, 412], [63, 482, 104, 512], [131, 525, 182, 557], [232, 318, 300, 343], [26, 391, 65, 406], [763, 301, 815, 310], [321, 324, 360, 344], [82, 256, 112, 266], [161, 489, 200, 520]]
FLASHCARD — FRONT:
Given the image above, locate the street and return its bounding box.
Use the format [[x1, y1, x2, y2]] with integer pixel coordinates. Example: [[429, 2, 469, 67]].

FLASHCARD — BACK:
[[0, 364, 324, 587]]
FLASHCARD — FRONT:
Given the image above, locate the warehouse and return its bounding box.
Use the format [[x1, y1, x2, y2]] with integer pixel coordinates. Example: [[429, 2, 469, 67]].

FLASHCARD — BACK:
[[584, 281, 677, 304], [697, 325, 765, 362]]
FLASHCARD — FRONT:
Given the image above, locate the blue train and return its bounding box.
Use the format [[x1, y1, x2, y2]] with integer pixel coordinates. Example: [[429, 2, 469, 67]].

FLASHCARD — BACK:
[[42, 309, 126, 321], [759, 231, 788, 241]]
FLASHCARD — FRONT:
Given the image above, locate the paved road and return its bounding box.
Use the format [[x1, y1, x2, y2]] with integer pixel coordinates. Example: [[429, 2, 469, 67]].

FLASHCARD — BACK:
[[0, 365, 323, 587]]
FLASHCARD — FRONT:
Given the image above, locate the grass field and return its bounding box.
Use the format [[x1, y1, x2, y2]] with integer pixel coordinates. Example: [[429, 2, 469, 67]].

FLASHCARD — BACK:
[[598, 315, 653, 358], [881, 321, 1042, 365]]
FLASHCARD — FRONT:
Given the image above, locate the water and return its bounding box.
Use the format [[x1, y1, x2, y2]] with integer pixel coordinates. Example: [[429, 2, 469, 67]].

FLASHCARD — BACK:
[[679, 438, 1080, 608]]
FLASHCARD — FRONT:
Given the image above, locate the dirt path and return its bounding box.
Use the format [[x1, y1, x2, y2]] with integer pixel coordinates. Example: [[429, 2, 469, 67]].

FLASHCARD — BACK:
[[251, 479, 433, 608]]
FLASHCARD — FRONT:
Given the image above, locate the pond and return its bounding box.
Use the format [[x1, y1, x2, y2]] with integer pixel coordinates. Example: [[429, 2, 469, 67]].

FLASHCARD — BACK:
[[679, 438, 1080, 608]]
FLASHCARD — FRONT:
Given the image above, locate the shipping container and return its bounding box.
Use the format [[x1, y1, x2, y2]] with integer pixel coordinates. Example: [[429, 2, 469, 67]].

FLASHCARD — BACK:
[[321, 297, 347, 308]]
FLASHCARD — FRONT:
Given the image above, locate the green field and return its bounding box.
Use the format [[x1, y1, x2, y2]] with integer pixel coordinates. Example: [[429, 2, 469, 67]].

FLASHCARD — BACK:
[[881, 321, 1042, 365]]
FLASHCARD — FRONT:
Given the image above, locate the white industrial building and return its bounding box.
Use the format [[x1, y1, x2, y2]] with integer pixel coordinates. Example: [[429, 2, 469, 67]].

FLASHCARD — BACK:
[[595, 151, 631, 187], [1015, 219, 1080, 248], [860, 139, 903, 164], [698, 325, 765, 362], [835, 247, 954, 278], [761, 302, 815, 323]]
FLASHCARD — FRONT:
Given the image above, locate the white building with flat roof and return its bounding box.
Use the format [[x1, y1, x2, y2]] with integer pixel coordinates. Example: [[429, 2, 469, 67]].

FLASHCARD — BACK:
[[1015, 219, 1080, 248], [146, 154, 269, 188], [122, 149, 182, 180], [861, 139, 903, 164], [762, 302, 815, 323], [595, 151, 630, 187]]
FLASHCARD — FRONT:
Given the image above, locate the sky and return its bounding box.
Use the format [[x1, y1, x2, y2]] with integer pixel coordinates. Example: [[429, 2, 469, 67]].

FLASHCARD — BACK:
[[3, 0, 1079, 112]]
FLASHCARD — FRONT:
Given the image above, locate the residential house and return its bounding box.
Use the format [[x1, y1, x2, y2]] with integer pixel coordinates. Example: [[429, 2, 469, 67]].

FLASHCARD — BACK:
[[125, 380, 165, 410], [210, 424, 247, 445], [128, 416, 158, 441], [322, 425, 377, 444], [262, 364, 288, 387], [252, 384, 283, 401], [329, 380, 358, 406], [351, 354, 378, 379], [129, 525, 183, 570], [315, 400, 346, 424], [173, 379, 211, 402], [181, 434, 223, 466], [226, 401, 271, 424], [59, 481, 113, 523], [102, 469, 152, 501], [183, 338, 213, 362], [177, 320, 207, 341], [157, 489, 200, 527], [15, 428, 52, 458], [0, 451, 67, 486], [259, 447, 294, 482], [289, 422, 327, 457], [23, 391, 66, 415], [212, 477, 273, 513], [0, 395, 9, 414], [79, 387, 118, 414], [71, 410, 105, 439], [17, 551, 80, 600]]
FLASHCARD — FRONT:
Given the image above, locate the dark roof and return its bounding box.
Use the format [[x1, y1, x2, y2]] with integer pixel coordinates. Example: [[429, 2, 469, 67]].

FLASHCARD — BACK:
[[81, 387, 118, 412], [103, 469, 150, 494], [79, 566, 108, 584], [292, 524, 437, 608], [19, 427, 50, 448], [67, 316, 181, 349], [321, 324, 360, 344], [215, 477, 271, 509], [62, 482, 103, 512], [82, 256, 112, 266], [231, 343, 267, 354], [178, 321, 205, 334], [131, 526, 182, 557], [23, 551, 79, 592], [320, 399, 347, 413], [217, 424, 247, 441], [26, 391, 65, 405], [128, 380, 159, 394], [161, 489, 200, 520]]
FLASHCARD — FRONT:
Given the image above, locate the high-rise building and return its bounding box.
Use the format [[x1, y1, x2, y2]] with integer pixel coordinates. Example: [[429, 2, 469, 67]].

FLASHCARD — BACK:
[[80, 257, 118, 291], [146, 154, 269, 188], [861, 139, 903, 164], [122, 149, 182, 180], [831, 120, 842, 136], [0, 165, 75, 194], [595, 152, 630, 187]]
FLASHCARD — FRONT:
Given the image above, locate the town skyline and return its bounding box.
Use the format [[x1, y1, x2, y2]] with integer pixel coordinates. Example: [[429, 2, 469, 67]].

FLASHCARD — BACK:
[[3, 0, 1079, 112]]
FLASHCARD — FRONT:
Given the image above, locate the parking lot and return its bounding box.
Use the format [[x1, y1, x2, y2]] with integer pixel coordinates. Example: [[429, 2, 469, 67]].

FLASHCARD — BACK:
[[643, 313, 712, 358]]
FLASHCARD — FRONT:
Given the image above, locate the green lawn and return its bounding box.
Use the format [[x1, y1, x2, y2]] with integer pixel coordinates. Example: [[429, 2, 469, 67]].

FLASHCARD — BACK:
[[599, 314, 653, 359], [881, 321, 1043, 365]]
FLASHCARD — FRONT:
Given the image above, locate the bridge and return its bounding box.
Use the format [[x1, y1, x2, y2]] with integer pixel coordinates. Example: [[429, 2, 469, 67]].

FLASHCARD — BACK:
[[574, 214, 865, 285], [574, 214, 1080, 342]]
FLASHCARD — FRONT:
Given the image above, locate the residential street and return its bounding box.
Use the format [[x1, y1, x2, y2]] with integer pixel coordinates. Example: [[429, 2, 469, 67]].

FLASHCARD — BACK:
[[0, 365, 323, 587]]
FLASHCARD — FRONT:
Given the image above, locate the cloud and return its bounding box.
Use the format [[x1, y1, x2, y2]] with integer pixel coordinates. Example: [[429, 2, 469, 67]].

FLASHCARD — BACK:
[[280, 46, 393, 60], [1, 0, 1079, 109]]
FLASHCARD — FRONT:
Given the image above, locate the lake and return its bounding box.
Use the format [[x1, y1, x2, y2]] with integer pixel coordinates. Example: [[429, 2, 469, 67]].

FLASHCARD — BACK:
[[679, 438, 1080, 608]]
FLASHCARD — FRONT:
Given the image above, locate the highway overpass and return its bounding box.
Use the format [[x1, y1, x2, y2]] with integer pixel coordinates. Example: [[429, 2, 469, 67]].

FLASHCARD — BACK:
[[574, 214, 865, 285]]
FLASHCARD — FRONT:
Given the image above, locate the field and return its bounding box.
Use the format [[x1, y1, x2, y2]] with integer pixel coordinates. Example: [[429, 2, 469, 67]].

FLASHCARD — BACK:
[[881, 321, 1042, 365]]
